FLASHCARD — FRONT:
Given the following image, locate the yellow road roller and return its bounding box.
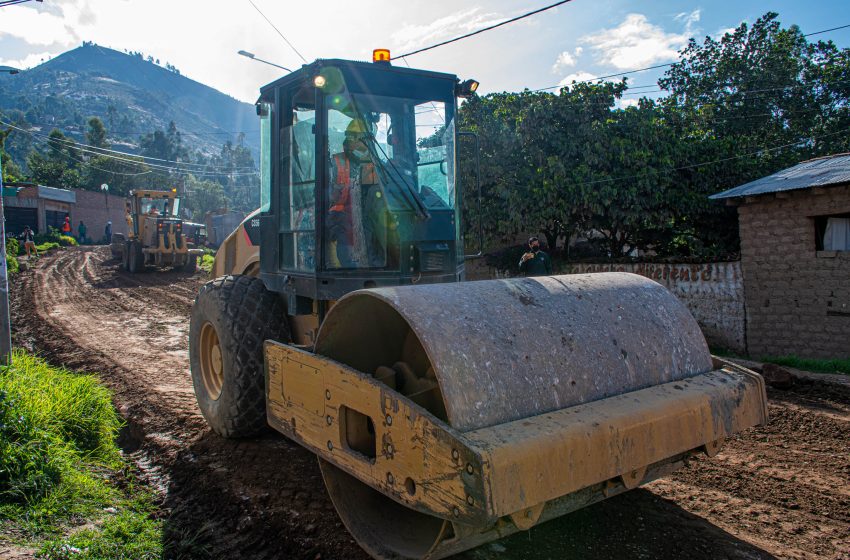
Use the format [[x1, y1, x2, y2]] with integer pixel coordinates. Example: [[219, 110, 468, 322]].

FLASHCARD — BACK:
[[189, 52, 768, 559]]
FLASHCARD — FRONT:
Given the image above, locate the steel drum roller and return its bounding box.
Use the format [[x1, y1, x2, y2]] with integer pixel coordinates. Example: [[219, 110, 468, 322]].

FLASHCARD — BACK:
[[313, 273, 715, 559]]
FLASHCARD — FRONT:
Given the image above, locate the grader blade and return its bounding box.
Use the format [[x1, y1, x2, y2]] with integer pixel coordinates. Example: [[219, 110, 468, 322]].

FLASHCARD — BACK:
[[264, 273, 768, 560]]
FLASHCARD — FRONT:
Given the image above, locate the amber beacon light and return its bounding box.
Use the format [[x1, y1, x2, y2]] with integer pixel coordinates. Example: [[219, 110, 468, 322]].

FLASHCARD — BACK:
[[373, 48, 391, 63]]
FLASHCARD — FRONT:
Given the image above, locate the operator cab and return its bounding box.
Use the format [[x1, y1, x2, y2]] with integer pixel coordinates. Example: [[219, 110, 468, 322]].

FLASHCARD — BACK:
[[255, 54, 477, 314]]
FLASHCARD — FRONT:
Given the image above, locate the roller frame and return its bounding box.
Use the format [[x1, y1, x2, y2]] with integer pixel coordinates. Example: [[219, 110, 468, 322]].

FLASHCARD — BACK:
[[265, 341, 767, 528]]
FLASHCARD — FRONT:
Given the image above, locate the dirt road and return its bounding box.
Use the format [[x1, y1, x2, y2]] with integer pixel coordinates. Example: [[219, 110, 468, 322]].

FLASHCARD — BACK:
[[11, 247, 850, 560]]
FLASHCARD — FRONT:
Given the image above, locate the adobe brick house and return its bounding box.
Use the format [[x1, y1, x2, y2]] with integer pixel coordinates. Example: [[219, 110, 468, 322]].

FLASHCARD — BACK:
[[712, 154, 850, 360]]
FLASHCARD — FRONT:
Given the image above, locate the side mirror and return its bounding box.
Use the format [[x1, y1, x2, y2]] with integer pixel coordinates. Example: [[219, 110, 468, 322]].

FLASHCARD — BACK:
[[458, 131, 483, 259]]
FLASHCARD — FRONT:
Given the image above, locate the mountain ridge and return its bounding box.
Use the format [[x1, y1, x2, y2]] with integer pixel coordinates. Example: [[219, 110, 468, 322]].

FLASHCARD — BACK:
[[0, 43, 261, 165]]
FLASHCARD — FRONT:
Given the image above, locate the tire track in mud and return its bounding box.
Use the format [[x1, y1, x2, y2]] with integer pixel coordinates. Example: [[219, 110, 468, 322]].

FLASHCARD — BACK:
[[13, 247, 365, 560], [10, 246, 850, 560]]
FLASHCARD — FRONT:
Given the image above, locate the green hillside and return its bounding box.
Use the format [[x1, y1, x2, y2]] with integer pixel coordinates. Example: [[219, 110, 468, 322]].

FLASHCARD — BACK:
[[0, 43, 260, 165]]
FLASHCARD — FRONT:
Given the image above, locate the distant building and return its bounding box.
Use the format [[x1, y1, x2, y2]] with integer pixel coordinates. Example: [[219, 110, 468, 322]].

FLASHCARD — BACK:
[[711, 153, 850, 359], [3, 183, 127, 242]]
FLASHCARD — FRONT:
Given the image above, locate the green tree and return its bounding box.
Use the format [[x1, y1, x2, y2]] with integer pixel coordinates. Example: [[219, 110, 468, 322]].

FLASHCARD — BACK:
[[85, 117, 109, 150], [140, 121, 186, 163], [26, 129, 83, 188], [0, 127, 22, 183], [183, 175, 227, 219], [458, 11, 850, 260]]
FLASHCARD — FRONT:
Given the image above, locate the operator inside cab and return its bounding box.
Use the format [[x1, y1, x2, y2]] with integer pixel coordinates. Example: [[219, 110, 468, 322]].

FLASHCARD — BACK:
[[326, 117, 393, 269]]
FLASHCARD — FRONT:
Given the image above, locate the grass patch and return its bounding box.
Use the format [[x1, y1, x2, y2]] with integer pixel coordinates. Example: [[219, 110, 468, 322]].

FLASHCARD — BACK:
[[199, 250, 215, 274], [761, 355, 850, 375], [0, 350, 162, 557]]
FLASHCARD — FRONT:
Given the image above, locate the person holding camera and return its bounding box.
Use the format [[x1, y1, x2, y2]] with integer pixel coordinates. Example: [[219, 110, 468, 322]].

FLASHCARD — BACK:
[[518, 236, 552, 277]]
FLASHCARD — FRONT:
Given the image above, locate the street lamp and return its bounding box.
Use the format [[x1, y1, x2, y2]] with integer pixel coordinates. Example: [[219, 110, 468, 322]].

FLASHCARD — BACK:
[[101, 183, 109, 207], [237, 50, 292, 73]]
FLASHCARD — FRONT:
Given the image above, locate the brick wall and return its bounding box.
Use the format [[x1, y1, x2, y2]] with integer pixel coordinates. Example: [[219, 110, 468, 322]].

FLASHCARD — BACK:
[[466, 259, 746, 353], [69, 189, 128, 242], [738, 185, 850, 359]]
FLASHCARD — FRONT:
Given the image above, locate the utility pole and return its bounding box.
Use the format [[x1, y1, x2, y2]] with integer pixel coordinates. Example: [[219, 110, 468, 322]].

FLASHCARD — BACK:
[[0, 65, 20, 365], [0, 151, 12, 365]]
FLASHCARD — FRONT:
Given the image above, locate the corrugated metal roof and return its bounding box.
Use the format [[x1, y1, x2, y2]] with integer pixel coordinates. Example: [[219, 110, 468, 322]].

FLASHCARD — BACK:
[[37, 185, 76, 203], [710, 153, 850, 199]]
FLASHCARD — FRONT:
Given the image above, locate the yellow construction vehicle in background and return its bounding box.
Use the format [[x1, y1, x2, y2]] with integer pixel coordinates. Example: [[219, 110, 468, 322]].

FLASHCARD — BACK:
[[189, 51, 768, 559], [123, 189, 203, 273]]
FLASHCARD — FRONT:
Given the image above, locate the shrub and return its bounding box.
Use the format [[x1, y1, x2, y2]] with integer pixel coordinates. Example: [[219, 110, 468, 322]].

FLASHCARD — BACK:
[[6, 238, 19, 256], [6, 253, 18, 274], [199, 253, 215, 273], [58, 235, 77, 247], [33, 227, 61, 245], [34, 242, 60, 253]]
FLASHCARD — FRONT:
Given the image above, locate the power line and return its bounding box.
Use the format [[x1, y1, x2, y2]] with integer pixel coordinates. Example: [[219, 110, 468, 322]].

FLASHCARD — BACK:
[[1, 116, 256, 171], [803, 24, 850, 37], [58, 150, 153, 177], [0, 0, 40, 7], [534, 22, 850, 93], [10, 123, 259, 178], [51, 136, 254, 171], [394, 0, 575, 59], [567, 128, 850, 189], [534, 62, 678, 92], [246, 0, 307, 64]]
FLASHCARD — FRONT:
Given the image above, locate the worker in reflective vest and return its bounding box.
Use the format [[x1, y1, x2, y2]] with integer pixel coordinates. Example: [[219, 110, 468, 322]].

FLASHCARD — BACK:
[[328, 118, 377, 268]]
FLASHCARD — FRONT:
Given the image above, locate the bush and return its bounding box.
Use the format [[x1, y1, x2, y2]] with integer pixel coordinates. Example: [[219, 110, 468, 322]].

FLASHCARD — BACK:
[[199, 253, 215, 273], [33, 227, 62, 245], [58, 235, 77, 247], [6, 238, 19, 256], [484, 244, 530, 273], [6, 253, 18, 274], [34, 242, 60, 253]]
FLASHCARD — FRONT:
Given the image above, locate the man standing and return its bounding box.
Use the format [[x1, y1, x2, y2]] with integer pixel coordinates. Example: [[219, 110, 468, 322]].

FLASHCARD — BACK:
[[519, 236, 552, 277], [61, 215, 71, 235], [77, 221, 87, 244], [104, 221, 112, 244]]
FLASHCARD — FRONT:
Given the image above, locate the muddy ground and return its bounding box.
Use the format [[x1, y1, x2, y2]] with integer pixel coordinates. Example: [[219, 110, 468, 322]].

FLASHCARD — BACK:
[[9, 246, 849, 560]]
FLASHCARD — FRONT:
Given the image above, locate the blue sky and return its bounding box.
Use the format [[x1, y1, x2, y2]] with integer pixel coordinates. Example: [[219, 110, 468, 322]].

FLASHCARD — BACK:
[[1, 0, 849, 103]]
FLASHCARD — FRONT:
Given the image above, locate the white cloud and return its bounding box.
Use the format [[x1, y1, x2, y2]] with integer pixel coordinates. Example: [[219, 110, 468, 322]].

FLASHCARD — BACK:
[[553, 51, 576, 70], [558, 71, 597, 87], [391, 7, 505, 53], [580, 10, 700, 70], [0, 3, 80, 47], [616, 98, 640, 109], [713, 26, 738, 39], [0, 51, 56, 70], [674, 10, 701, 28]]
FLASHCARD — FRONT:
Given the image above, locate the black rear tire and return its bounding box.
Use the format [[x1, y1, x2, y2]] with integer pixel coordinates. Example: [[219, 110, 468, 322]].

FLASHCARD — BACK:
[[121, 242, 130, 270], [189, 275, 290, 438], [181, 254, 198, 273], [127, 241, 144, 273]]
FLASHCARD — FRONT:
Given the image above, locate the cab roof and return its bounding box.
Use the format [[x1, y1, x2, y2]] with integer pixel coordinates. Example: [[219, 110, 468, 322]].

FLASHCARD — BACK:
[[257, 58, 459, 103], [130, 189, 178, 198]]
